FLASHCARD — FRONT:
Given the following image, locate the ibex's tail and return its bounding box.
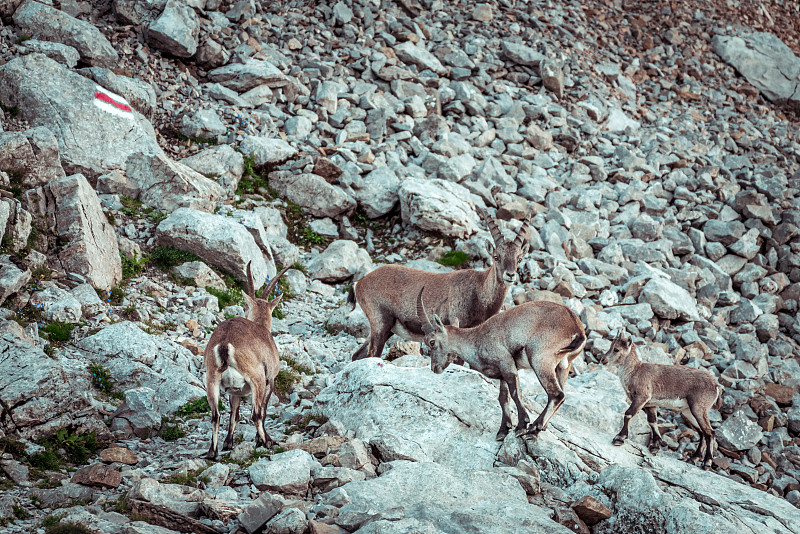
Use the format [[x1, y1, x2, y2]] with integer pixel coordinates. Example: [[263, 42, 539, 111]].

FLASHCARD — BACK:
[[558, 330, 587, 357], [713, 384, 724, 410], [347, 284, 357, 311], [216, 344, 230, 373]]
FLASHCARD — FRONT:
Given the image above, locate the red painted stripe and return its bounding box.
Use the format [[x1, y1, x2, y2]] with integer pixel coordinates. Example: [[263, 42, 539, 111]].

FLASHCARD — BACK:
[[94, 91, 132, 113]]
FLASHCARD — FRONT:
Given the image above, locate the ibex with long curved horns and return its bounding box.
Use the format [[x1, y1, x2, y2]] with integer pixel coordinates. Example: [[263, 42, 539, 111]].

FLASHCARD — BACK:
[[203, 262, 290, 459], [418, 288, 586, 441], [349, 209, 532, 360]]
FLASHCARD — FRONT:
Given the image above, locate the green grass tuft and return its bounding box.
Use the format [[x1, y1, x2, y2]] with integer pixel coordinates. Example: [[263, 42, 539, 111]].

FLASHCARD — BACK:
[[160, 419, 186, 441], [41, 322, 74, 343], [150, 246, 202, 271], [121, 252, 150, 279], [436, 250, 470, 267], [206, 285, 245, 309], [175, 397, 223, 419]]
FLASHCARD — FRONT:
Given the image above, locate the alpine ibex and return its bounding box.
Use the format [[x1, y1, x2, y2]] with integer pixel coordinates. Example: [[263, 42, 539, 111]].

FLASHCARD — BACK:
[[417, 288, 586, 441], [602, 331, 723, 468], [203, 263, 290, 459], [350, 209, 532, 360]]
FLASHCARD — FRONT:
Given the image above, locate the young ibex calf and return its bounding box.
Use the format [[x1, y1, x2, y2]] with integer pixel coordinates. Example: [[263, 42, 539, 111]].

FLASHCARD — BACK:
[[417, 288, 586, 441], [350, 209, 532, 360], [602, 331, 723, 468], [203, 262, 290, 459]]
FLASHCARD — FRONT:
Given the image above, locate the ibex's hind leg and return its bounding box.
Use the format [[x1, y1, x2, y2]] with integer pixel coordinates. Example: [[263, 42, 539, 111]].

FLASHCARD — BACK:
[[496, 380, 513, 441], [357, 317, 394, 360], [205, 383, 222, 459], [613, 395, 648, 446], [352, 340, 370, 361], [222, 394, 241, 451], [251, 378, 273, 449], [525, 360, 565, 435], [682, 409, 707, 464], [644, 406, 665, 454], [690, 403, 716, 469], [503, 372, 530, 436]]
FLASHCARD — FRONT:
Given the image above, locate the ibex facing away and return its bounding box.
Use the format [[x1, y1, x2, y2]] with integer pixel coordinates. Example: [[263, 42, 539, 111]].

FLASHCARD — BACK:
[[602, 331, 723, 468], [350, 210, 531, 360], [203, 263, 290, 459], [418, 289, 586, 441]]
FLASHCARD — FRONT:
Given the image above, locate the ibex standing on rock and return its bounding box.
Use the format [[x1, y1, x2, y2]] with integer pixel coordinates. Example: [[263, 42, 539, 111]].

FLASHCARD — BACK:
[[203, 263, 290, 459], [418, 289, 586, 441], [349, 209, 532, 360], [602, 331, 723, 468]]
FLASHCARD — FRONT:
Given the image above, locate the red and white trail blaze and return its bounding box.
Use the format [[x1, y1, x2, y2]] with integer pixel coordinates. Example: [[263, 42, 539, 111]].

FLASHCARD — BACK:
[[92, 85, 134, 118]]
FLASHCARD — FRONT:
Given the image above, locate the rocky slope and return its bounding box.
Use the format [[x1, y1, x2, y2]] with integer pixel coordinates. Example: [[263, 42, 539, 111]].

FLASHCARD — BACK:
[[1, 0, 800, 533]]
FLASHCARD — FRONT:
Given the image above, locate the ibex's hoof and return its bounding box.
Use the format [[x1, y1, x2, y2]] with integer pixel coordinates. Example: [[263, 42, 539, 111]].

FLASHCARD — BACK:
[[612, 436, 625, 446], [496, 431, 509, 442], [205, 450, 217, 460], [703, 460, 713, 470], [648, 445, 660, 455]]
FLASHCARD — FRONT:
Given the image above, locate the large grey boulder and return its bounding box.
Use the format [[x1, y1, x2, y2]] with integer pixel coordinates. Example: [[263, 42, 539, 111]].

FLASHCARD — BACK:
[[638, 277, 701, 321], [269, 171, 356, 218], [180, 145, 244, 195], [13, 0, 119, 67], [146, 0, 199, 58], [501, 40, 545, 66], [16, 39, 79, 68], [125, 151, 224, 213], [25, 174, 122, 290], [156, 208, 276, 289], [307, 240, 373, 282], [208, 59, 288, 92], [248, 449, 320, 494], [76, 322, 205, 415], [715, 412, 763, 451], [346, 166, 400, 219], [398, 178, 479, 238], [0, 54, 161, 177], [0, 335, 109, 440], [241, 135, 297, 166], [0, 256, 30, 306], [338, 461, 570, 534], [113, 0, 166, 26], [29, 285, 82, 323], [712, 32, 800, 105], [180, 109, 226, 139]]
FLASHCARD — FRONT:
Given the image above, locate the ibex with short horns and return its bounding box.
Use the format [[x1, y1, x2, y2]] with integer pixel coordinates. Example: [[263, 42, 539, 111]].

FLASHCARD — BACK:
[[203, 262, 290, 459], [349, 209, 532, 360], [602, 331, 723, 468], [417, 288, 586, 440]]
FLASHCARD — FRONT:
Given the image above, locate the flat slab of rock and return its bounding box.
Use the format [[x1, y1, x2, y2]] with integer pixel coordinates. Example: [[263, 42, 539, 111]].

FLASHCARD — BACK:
[[307, 240, 373, 282], [239, 492, 283, 534], [639, 277, 700, 321], [571, 496, 611, 526], [715, 412, 763, 451], [100, 446, 139, 465], [712, 32, 800, 105], [248, 449, 320, 494], [71, 463, 122, 488], [156, 207, 275, 288], [339, 461, 571, 534], [0, 54, 161, 177], [13, 0, 119, 67], [208, 59, 288, 92], [241, 135, 297, 166], [180, 145, 244, 195]]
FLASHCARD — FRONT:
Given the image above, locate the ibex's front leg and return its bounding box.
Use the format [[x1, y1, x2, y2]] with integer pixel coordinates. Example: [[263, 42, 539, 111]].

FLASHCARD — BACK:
[[613, 395, 648, 446], [643, 406, 665, 454], [252, 377, 275, 449], [496, 380, 513, 441], [525, 361, 565, 435]]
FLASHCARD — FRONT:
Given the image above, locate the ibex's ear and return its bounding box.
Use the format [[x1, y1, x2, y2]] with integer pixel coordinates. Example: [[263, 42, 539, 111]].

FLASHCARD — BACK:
[[451, 318, 460, 328], [433, 314, 445, 330], [269, 294, 283, 307], [520, 240, 530, 255], [485, 239, 495, 257], [242, 291, 256, 310]]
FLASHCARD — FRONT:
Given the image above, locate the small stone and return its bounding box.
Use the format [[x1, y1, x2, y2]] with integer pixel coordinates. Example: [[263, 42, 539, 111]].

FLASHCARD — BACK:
[[312, 157, 343, 182], [99, 447, 138, 465], [716, 413, 764, 451], [571, 495, 612, 526], [472, 3, 493, 21]]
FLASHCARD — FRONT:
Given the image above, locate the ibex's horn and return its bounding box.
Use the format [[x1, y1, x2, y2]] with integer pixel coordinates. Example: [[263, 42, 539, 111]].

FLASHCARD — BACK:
[[416, 287, 435, 335], [514, 213, 533, 247], [246, 261, 256, 299], [478, 206, 503, 244], [262, 265, 291, 300]]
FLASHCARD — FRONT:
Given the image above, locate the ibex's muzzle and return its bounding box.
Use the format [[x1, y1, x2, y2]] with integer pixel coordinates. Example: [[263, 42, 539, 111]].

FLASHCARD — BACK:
[[503, 271, 518, 283]]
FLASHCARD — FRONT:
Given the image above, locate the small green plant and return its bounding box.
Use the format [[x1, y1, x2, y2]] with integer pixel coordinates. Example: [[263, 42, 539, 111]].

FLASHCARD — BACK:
[[150, 246, 201, 271], [121, 252, 149, 279], [206, 285, 245, 308], [236, 155, 278, 198], [16, 33, 31, 44], [119, 196, 166, 224], [436, 250, 470, 267], [106, 493, 128, 514], [41, 321, 75, 343], [88, 363, 117, 395], [38, 428, 99, 465], [274, 369, 301, 398], [0, 103, 19, 118], [160, 419, 186, 441], [31, 264, 52, 281], [108, 285, 126, 306], [36, 477, 61, 489], [291, 262, 307, 274], [175, 397, 223, 420], [43, 344, 57, 359], [12, 504, 30, 520], [43, 515, 94, 534], [281, 355, 313, 376], [167, 468, 210, 487], [29, 449, 62, 471], [299, 227, 326, 246], [104, 210, 117, 226]]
